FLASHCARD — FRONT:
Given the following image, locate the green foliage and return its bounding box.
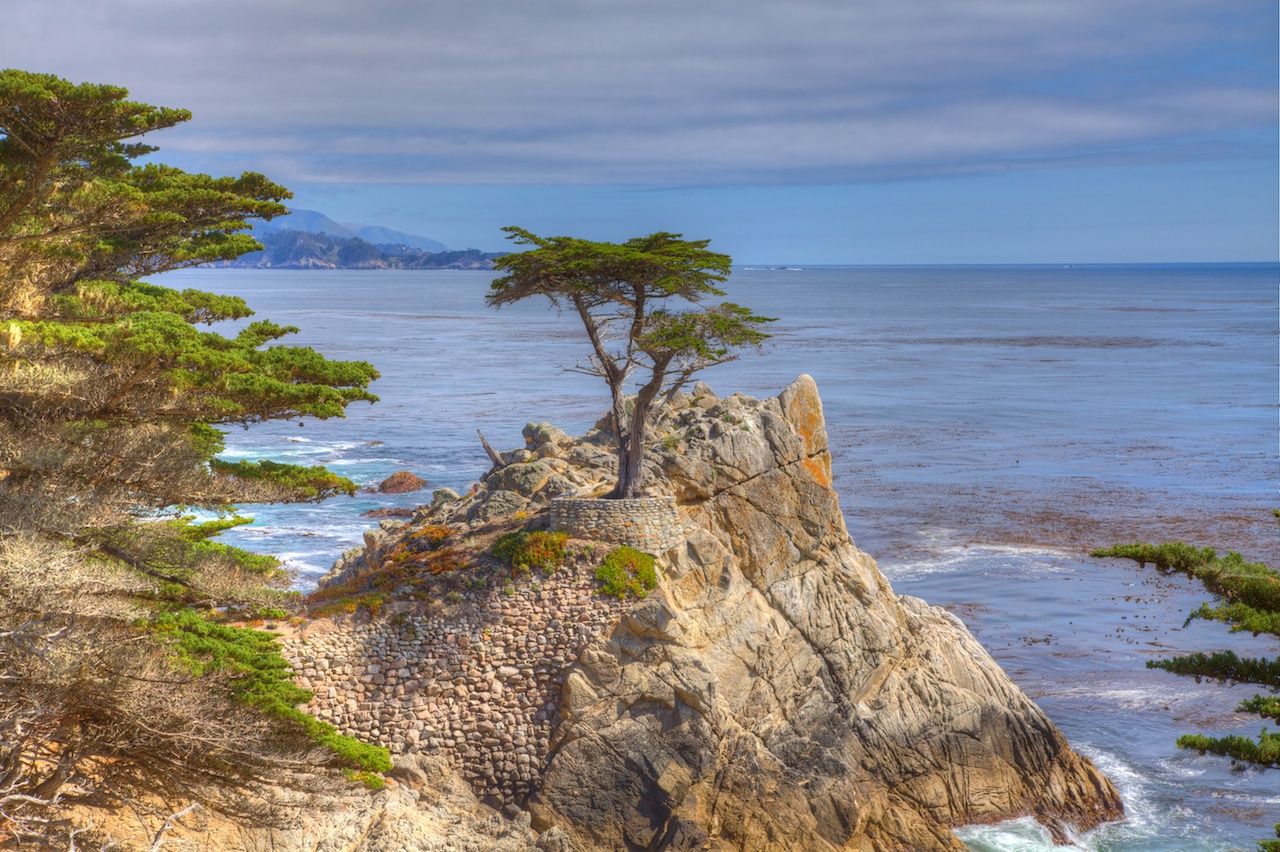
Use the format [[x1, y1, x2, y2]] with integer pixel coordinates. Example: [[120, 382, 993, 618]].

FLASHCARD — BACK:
[[1175, 730, 1280, 770], [1093, 528, 1279, 840], [1148, 651, 1280, 689], [1091, 542, 1280, 634], [343, 768, 387, 791], [1239, 695, 1280, 723], [489, 227, 772, 498], [150, 610, 390, 775], [492, 530, 568, 574], [1186, 601, 1280, 637], [595, 546, 658, 599], [0, 70, 387, 820], [211, 458, 359, 500]]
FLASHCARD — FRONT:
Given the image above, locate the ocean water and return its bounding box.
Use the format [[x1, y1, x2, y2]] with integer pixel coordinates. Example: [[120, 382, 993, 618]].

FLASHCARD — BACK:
[[170, 264, 1278, 850]]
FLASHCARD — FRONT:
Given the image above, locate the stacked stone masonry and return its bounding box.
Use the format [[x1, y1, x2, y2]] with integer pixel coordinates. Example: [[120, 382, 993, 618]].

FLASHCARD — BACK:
[[280, 566, 631, 805], [549, 496, 687, 552]]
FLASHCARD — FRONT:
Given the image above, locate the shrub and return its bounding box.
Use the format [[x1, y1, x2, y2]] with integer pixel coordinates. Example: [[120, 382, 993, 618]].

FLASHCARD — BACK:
[[149, 610, 391, 777], [409, 524, 455, 547], [596, 546, 658, 599], [1094, 531, 1280, 849], [492, 530, 568, 574]]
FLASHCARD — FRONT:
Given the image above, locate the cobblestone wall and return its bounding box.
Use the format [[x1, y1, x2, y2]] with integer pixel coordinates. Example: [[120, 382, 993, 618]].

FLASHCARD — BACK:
[[280, 566, 630, 804], [548, 496, 687, 552]]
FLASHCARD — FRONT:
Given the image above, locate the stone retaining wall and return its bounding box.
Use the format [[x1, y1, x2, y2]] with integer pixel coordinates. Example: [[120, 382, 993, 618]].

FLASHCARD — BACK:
[[549, 496, 686, 552], [281, 566, 630, 804]]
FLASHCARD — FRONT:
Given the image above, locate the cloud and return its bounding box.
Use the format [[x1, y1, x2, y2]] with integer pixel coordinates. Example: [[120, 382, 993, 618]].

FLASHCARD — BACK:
[[5, 0, 1275, 185]]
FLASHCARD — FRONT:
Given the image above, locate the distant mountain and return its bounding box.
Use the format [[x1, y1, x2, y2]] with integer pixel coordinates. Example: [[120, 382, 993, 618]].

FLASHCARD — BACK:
[[227, 208, 478, 269], [343, 224, 446, 253], [248, 209, 446, 253], [227, 230, 500, 270], [250, 208, 358, 239]]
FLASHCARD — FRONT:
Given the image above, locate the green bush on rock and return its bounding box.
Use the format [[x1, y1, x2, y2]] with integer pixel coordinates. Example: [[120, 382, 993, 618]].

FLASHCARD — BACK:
[[492, 530, 568, 574], [595, 546, 658, 599]]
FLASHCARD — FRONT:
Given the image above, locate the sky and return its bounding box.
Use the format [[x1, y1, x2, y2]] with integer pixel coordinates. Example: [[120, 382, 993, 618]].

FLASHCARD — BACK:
[[5, 0, 1277, 263]]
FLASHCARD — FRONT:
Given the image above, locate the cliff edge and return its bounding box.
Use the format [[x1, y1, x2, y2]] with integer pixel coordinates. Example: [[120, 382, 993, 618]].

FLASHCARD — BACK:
[[306, 375, 1121, 851]]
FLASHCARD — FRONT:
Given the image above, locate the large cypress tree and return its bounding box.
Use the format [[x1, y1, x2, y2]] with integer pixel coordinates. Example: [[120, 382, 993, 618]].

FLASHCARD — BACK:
[[0, 70, 385, 845]]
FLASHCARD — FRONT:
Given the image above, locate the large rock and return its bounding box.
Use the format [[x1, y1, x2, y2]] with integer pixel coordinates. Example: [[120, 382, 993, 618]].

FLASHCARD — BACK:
[[526, 376, 1121, 850], [312, 375, 1121, 851]]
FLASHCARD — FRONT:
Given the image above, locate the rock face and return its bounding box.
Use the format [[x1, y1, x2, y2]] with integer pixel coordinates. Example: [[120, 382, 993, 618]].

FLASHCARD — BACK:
[[502, 375, 1121, 850], [311, 376, 1121, 851]]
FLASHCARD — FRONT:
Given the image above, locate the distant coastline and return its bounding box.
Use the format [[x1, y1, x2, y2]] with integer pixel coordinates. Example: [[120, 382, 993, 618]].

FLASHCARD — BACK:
[[222, 229, 501, 270], [221, 207, 501, 270]]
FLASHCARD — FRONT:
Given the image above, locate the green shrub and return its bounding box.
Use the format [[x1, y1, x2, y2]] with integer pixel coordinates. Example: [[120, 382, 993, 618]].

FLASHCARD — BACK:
[[492, 530, 567, 574], [1094, 529, 1280, 848], [596, 546, 658, 599], [149, 610, 391, 777]]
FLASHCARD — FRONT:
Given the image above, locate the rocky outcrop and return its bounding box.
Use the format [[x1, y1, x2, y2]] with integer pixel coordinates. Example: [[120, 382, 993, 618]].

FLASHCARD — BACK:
[[310, 376, 1121, 851]]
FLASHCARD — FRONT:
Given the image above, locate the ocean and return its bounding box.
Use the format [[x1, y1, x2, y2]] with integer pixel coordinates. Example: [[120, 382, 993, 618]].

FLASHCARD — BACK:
[[172, 263, 1278, 851]]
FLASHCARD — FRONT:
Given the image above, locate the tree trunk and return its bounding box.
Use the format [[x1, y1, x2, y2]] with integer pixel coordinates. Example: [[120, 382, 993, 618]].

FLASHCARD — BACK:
[[612, 432, 646, 498], [609, 387, 657, 499]]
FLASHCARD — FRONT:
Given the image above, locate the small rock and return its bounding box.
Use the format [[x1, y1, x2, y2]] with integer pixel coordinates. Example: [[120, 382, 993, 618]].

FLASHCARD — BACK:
[[378, 471, 427, 493], [360, 506, 415, 519]]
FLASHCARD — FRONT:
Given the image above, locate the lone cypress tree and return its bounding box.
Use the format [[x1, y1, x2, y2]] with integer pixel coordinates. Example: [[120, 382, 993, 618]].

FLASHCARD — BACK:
[[488, 226, 773, 499]]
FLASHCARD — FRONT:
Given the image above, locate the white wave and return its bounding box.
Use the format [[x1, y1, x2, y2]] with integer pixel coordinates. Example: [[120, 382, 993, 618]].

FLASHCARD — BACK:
[[955, 816, 1062, 851], [881, 542, 1073, 579]]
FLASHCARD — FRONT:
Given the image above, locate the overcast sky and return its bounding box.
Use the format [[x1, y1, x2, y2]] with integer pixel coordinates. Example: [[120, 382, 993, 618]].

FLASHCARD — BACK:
[[6, 0, 1277, 262]]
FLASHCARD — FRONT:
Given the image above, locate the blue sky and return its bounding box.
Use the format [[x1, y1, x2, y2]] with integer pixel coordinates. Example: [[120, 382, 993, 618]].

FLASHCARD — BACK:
[[5, 0, 1277, 262]]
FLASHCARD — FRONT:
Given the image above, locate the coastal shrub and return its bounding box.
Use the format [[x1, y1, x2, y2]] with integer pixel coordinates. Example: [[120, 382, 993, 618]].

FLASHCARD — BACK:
[[596, 546, 658, 599], [492, 530, 568, 574], [1091, 542, 1280, 633], [150, 610, 391, 777], [308, 590, 388, 618], [409, 524, 455, 547], [426, 547, 467, 575], [1094, 530, 1280, 849]]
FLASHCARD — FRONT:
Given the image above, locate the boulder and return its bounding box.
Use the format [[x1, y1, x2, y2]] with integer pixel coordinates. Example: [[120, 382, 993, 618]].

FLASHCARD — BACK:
[[378, 471, 427, 493], [523, 421, 569, 447], [466, 489, 529, 522], [432, 487, 461, 507]]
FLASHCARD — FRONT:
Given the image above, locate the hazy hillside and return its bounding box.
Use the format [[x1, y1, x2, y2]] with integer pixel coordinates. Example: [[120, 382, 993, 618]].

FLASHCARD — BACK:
[[229, 230, 500, 269], [232, 208, 488, 268], [249, 209, 447, 252]]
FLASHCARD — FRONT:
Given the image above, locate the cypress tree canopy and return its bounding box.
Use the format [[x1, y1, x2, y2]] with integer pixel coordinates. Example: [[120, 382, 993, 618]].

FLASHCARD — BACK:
[[0, 70, 385, 843]]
